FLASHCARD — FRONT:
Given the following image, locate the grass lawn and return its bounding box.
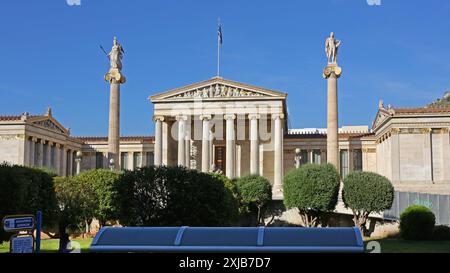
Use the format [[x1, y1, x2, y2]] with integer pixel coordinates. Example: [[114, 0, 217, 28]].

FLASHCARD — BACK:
[[365, 238, 450, 253], [0, 237, 93, 253]]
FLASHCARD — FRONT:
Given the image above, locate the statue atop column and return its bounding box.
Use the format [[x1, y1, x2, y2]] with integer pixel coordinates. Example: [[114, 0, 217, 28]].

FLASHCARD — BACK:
[[325, 32, 341, 65], [105, 36, 126, 84]]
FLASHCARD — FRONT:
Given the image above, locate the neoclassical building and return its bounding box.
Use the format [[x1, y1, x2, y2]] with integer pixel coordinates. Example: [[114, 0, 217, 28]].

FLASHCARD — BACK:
[[1, 77, 450, 196]]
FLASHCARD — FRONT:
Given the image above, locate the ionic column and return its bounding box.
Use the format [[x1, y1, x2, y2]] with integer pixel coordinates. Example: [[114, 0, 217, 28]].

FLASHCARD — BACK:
[[176, 115, 187, 167], [29, 137, 36, 166], [153, 116, 164, 166], [224, 114, 236, 179], [68, 149, 73, 176], [185, 124, 191, 169], [249, 114, 260, 174], [47, 142, 53, 168], [323, 64, 342, 170], [62, 147, 67, 176], [55, 144, 61, 176], [38, 139, 44, 167], [273, 113, 284, 199], [128, 152, 134, 170], [200, 115, 212, 172], [422, 128, 433, 182]]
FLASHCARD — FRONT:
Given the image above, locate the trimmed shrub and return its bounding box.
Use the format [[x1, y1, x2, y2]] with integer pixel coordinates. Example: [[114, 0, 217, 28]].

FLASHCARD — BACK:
[[0, 164, 57, 242], [114, 166, 237, 227], [236, 175, 272, 225], [75, 169, 120, 226], [283, 164, 340, 227], [432, 225, 450, 241], [343, 171, 394, 236], [400, 205, 436, 240]]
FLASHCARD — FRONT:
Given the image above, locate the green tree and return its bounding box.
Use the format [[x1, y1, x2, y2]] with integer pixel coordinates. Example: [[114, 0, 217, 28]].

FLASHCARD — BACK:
[[54, 176, 96, 252], [114, 166, 236, 226], [342, 171, 394, 236], [0, 164, 57, 242], [75, 169, 120, 227], [283, 164, 340, 227], [236, 175, 272, 226]]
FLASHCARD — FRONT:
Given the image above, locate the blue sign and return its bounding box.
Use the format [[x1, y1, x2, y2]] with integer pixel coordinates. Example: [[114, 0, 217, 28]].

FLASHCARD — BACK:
[[2, 215, 35, 232]]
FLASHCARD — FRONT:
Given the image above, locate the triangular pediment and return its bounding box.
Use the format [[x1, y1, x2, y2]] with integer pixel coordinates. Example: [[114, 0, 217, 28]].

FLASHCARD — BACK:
[[372, 108, 392, 130], [29, 116, 69, 135], [150, 77, 287, 102]]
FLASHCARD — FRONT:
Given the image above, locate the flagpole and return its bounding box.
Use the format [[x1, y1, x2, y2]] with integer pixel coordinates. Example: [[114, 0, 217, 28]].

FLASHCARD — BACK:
[[217, 18, 220, 77]]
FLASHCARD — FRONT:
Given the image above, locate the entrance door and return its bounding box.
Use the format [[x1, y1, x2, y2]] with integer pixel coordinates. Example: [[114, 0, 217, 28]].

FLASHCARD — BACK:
[[214, 146, 226, 173]]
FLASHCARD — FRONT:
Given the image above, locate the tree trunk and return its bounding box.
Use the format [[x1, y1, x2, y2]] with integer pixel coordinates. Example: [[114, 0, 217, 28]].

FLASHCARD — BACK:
[[257, 206, 261, 226], [58, 223, 70, 253]]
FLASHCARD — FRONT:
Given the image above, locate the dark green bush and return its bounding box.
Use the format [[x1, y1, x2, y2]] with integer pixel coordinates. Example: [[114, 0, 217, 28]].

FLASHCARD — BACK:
[[236, 175, 272, 225], [400, 205, 436, 240], [114, 166, 237, 227], [0, 164, 57, 242], [208, 172, 239, 225], [432, 225, 450, 241], [343, 171, 394, 235], [283, 163, 340, 227]]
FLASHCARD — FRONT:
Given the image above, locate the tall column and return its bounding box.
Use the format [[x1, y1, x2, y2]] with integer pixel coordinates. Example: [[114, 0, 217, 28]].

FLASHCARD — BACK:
[[224, 114, 236, 179], [176, 115, 187, 166], [323, 64, 341, 170], [29, 137, 36, 166], [273, 113, 284, 199], [104, 37, 126, 170], [128, 152, 134, 170], [68, 150, 73, 176], [55, 144, 61, 176], [185, 124, 191, 169], [38, 139, 44, 167], [249, 114, 260, 174], [153, 116, 164, 166], [47, 142, 53, 168], [200, 115, 212, 172], [62, 147, 67, 176]]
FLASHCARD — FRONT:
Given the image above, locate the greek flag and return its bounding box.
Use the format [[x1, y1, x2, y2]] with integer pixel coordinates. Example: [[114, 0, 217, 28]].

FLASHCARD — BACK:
[[218, 24, 223, 45]]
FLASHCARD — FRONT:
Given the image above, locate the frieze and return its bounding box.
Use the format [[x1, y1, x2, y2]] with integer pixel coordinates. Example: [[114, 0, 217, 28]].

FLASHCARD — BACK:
[[169, 84, 265, 99]]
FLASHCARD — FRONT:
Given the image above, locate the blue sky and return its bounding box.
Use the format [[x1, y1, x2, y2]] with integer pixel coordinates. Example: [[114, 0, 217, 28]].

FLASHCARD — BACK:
[[1, 1, 449, 136]]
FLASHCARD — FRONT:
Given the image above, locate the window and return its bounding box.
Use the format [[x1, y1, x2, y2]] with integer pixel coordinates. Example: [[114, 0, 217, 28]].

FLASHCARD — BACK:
[[146, 152, 154, 166], [353, 149, 363, 171], [121, 152, 128, 170], [313, 150, 321, 164], [95, 152, 103, 169], [340, 150, 349, 178], [133, 152, 142, 169]]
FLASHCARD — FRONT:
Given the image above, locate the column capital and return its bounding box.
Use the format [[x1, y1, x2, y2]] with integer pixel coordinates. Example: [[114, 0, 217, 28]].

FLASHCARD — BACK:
[[199, 114, 212, 121], [420, 128, 432, 134], [323, 64, 342, 79], [31, 136, 38, 142], [39, 139, 46, 144], [271, 113, 285, 120], [153, 115, 165, 122], [224, 114, 236, 120], [390, 128, 400, 135], [55, 143, 62, 148], [175, 115, 188, 121], [440, 128, 450, 134], [248, 114, 260, 120]]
